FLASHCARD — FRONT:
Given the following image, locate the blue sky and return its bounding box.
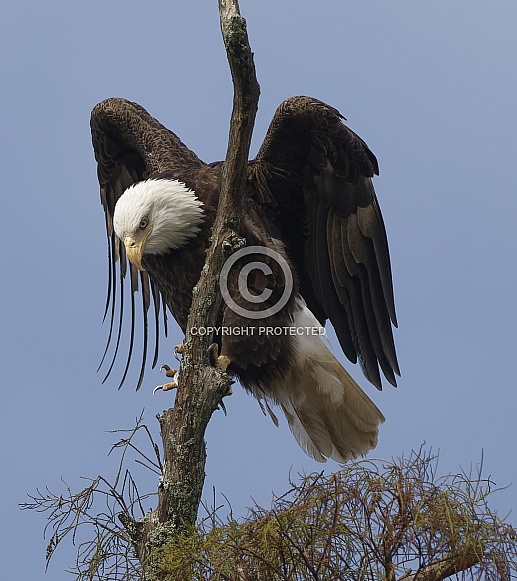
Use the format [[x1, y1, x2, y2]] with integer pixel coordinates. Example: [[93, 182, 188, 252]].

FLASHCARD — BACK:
[[1, 1, 516, 577]]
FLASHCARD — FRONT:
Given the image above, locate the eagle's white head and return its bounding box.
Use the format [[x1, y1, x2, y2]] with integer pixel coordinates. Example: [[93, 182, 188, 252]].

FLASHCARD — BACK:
[[113, 179, 205, 270]]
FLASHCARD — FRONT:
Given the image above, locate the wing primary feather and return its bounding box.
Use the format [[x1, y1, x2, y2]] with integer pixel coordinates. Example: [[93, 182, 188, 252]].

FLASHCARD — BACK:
[[357, 190, 397, 327], [150, 279, 161, 368], [312, 198, 357, 363], [348, 213, 399, 378], [102, 241, 126, 382], [118, 266, 137, 390], [102, 261, 125, 384], [136, 270, 149, 391], [337, 216, 383, 389], [98, 233, 119, 373], [162, 293, 169, 338], [343, 214, 394, 382], [141, 270, 151, 311], [101, 233, 112, 324]]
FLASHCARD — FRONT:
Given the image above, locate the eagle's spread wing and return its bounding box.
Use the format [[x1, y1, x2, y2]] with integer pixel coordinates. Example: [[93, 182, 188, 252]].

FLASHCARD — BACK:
[[90, 98, 204, 389], [252, 96, 399, 389]]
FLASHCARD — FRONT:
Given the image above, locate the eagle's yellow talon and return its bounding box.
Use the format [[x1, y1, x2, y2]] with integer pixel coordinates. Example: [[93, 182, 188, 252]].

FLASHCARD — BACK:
[[153, 382, 178, 395], [174, 344, 184, 360], [207, 343, 233, 372], [160, 364, 178, 378], [154, 366, 180, 394]]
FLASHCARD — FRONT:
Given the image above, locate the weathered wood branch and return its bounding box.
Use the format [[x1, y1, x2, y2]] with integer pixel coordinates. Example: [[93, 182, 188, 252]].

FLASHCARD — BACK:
[[130, 0, 260, 577], [399, 548, 482, 581]]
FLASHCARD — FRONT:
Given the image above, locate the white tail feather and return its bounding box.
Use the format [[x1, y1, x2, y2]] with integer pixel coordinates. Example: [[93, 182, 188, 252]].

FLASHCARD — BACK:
[[271, 302, 385, 463]]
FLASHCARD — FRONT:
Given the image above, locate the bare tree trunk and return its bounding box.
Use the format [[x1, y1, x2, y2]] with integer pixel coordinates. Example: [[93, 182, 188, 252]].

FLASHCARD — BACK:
[[123, 1, 260, 578]]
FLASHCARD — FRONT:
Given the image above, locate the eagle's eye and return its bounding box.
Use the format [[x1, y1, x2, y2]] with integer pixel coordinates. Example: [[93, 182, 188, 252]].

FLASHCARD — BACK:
[[139, 217, 149, 230]]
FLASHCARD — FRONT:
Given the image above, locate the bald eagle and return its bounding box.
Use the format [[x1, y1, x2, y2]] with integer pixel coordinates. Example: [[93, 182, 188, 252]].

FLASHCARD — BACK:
[[91, 96, 399, 463]]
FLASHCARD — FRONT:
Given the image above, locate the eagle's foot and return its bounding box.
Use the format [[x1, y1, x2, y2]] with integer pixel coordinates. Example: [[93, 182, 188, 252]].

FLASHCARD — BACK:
[[217, 356, 233, 373], [173, 344, 184, 361], [208, 342, 219, 366], [153, 365, 179, 394], [153, 382, 178, 395], [208, 343, 233, 373], [160, 364, 177, 378]]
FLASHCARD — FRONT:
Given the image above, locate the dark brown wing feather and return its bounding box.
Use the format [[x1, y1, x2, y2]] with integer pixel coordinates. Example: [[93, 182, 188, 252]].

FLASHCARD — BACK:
[[91, 98, 204, 389], [251, 96, 399, 389]]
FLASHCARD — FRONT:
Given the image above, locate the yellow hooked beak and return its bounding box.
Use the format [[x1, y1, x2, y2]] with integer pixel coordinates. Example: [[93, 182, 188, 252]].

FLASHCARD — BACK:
[[124, 227, 153, 271]]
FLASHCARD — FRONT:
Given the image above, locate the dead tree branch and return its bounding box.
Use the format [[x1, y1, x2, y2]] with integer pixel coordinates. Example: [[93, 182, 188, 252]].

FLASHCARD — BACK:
[[399, 549, 481, 581], [127, 0, 260, 576]]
